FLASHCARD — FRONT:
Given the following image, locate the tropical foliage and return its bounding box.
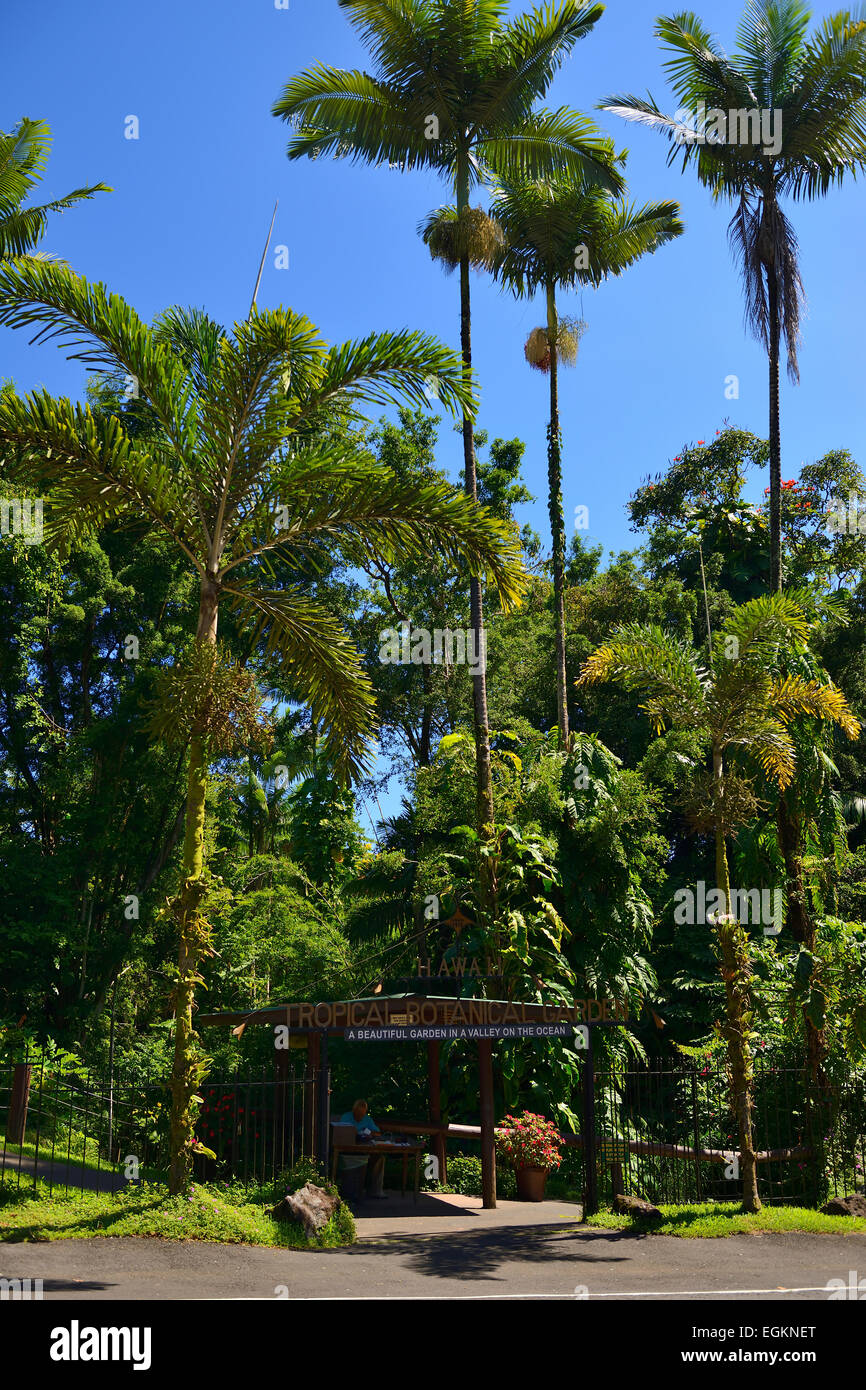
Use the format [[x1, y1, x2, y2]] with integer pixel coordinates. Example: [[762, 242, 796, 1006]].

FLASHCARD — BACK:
[[3, 1, 866, 1219]]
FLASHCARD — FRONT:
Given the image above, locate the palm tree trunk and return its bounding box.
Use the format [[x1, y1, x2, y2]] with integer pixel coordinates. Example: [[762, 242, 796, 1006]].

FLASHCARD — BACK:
[[457, 158, 494, 834], [768, 267, 782, 593], [168, 572, 218, 1194], [546, 281, 569, 744], [714, 752, 761, 1213], [776, 797, 826, 1084]]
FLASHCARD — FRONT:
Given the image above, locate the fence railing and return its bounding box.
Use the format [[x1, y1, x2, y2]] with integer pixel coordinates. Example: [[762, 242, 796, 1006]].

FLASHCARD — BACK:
[[1, 1050, 863, 1210], [0, 1055, 325, 1200], [589, 1054, 866, 1209]]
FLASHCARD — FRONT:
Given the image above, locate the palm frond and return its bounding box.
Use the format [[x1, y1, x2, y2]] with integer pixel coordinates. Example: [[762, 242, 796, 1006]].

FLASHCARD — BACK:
[[0, 118, 109, 259], [577, 623, 709, 733], [0, 387, 204, 563], [481, 108, 624, 192], [222, 583, 376, 781], [770, 674, 861, 740], [223, 452, 528, 610], [301, 327, 476, 418], [274, 65, 432, 168], [0, 259, 195, 452]]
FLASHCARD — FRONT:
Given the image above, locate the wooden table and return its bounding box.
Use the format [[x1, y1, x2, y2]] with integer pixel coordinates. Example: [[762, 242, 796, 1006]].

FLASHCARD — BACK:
[[331, 1141, 425, 1201]]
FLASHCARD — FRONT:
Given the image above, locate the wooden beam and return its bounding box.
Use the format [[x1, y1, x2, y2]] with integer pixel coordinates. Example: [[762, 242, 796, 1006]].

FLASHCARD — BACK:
[[478, 1038, 496, 1209], [353, 1118, 813, 1167]]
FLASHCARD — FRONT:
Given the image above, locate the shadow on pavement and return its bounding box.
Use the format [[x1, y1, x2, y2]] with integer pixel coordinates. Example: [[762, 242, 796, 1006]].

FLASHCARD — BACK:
[[321, 1223, 637, 1282]]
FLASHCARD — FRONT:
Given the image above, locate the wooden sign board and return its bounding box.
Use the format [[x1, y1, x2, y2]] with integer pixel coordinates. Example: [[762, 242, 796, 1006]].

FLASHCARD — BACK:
[[344, 1022, 577, 1042]]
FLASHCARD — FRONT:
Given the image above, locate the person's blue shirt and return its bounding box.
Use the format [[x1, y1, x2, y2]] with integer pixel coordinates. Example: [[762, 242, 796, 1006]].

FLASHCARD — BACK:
[[341, 1110, 379, 1135]]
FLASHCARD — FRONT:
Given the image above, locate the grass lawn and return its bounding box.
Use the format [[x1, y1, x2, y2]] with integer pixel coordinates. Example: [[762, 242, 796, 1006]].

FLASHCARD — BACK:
[[0, 1176, 356, 1249], [586, 1201, 866, 1238]]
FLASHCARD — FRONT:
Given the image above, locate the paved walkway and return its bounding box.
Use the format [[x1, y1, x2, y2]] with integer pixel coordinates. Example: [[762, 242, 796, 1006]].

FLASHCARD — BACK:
[[351, 1190, 584, 1238]]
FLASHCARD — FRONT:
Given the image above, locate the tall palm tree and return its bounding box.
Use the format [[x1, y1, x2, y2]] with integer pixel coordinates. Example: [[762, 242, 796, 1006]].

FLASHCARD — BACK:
[[273, 0, 622, 832], [483, 173, 683, 740], [0, 257, 526, 1192], [0, 118, 109, 260], [577, 592, 860, 1211], [602, 2, 866, 591]]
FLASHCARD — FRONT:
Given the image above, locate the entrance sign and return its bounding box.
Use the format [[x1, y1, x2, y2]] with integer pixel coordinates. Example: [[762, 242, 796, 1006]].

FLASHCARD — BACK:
[[283, 997, 628, 1032], [200, 990, 631, 1219], [344, 1022, 579, 1042]]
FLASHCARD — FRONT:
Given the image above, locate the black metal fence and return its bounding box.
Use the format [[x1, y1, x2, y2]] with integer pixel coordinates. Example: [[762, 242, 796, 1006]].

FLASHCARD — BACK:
[[588, 1053, 866, 1210], [1, 1049, 864, 1210], [0, 1054, 325, 1199]]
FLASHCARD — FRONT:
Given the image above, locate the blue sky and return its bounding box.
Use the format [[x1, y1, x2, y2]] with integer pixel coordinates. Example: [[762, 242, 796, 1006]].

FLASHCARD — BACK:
[[5, 0, 864, 551], [4, 0, 865, 828]]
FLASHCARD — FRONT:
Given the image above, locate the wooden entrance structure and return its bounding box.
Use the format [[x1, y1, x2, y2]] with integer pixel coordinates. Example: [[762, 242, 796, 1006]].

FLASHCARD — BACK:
[[199, 993, 603, 1208]]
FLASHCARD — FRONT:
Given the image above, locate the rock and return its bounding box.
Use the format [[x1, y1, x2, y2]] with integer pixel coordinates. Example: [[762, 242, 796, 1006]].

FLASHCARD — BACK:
[[614, 1192, 663, 1221], [270, 1182, 341, 1238], [821, 1194, 866, 1218]]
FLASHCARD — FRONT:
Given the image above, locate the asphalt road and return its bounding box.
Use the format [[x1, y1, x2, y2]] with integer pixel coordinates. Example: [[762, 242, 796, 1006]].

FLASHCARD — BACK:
[[3, 1228, 866, 1300]]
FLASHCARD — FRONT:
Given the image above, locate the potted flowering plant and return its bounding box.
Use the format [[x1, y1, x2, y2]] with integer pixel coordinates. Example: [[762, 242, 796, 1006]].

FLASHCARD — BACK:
[[495, 1112, 564, 1201]]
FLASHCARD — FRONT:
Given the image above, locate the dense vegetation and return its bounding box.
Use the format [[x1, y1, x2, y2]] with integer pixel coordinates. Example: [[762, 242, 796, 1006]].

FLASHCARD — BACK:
[[2, 1, 866, 1215]]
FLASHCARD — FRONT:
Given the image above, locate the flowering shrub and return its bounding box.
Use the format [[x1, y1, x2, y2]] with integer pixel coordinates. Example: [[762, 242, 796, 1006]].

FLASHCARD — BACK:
[[495, 1112, 564, 1172]]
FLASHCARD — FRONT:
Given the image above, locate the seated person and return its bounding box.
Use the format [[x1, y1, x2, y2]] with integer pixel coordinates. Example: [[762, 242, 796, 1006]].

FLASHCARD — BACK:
[[337, 1099, 386, 1200]]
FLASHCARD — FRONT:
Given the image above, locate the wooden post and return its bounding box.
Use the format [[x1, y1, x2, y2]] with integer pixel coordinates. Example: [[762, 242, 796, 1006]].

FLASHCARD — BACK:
[[609, 1160, 624, 1200], [6, 1063, 32, 1145], [274, 1039, 288, 1173], [317, 1030, 330, 1173], [303, 1032, 320, 1158], [582, 1027, 598, 1217], [478, 1038, 496, 1209], [428, 1039, 446, 1185]]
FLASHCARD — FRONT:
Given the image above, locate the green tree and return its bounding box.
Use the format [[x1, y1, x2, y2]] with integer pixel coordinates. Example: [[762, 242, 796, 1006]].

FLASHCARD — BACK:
[[0, 119, 108, 259], [0, 258, 525, 1191], [0, 501, 196, 1036], [487, 172, 683, 739], [577, 592, 860, 1210], [274, 0, 621, 832], [604, 2, 866, 591], [629, 428, 772, 604]]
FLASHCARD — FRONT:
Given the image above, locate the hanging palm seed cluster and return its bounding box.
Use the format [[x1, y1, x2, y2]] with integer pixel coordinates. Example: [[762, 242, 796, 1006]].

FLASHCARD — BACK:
[[422, 205, 505, 272], [524, 316, 587, 373], [146, 641, 272, 752]]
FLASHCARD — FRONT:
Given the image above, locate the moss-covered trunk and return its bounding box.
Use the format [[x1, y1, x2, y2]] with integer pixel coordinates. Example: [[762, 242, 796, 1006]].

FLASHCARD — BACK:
[[767, 251, 782, 595], [546, 280, 569, 744], [713, 765, 761, 1213], [776, 796, 826, 1083], [168, 573, 218, 1195], [457, 153, 494, 837]]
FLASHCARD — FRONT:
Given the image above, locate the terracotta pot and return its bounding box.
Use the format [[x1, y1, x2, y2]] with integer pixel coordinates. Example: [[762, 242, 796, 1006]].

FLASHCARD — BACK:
[[516, 1165, 548, 1202]]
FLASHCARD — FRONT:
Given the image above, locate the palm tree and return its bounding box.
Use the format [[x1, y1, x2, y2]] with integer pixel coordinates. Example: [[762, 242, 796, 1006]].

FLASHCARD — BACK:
[[577, 592, 860, 1211], [0, 118, 109, 259], [0, 257, 526, 1192], [482, 173, 683, 740], [273, 0, 622, 832], [602, 2, 866, 591]]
